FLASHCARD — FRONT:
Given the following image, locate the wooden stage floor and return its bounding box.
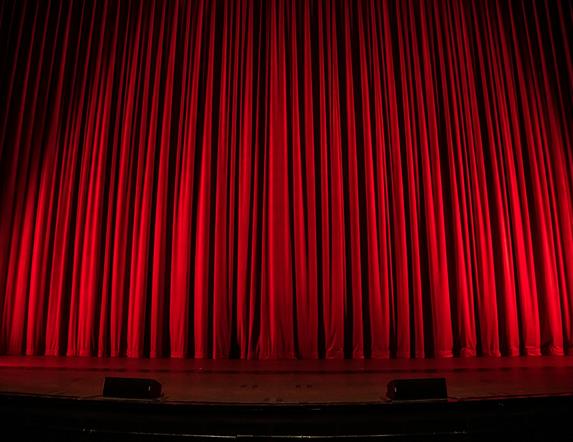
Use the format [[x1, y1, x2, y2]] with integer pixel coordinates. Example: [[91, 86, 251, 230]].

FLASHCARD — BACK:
[[1, 356, 573, 404]]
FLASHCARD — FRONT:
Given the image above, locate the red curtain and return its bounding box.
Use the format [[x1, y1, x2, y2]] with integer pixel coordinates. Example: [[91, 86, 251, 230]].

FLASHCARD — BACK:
[[0, 0, 572, 359]]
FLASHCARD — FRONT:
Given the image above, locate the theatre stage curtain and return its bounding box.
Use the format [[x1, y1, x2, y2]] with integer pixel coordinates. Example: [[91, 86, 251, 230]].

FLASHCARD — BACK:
[[0, 0, 572, 359]]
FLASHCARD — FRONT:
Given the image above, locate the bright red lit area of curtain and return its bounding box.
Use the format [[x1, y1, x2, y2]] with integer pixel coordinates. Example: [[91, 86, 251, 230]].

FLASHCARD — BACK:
[[0, 0, 572, 359]]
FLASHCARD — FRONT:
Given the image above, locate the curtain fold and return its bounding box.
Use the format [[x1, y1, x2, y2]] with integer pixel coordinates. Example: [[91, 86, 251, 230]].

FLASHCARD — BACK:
[[0, 0, 571, 359]]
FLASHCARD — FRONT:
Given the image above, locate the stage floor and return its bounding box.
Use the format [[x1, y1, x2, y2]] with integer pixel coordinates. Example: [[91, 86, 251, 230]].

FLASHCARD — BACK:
[[1, 356, 573, 404]]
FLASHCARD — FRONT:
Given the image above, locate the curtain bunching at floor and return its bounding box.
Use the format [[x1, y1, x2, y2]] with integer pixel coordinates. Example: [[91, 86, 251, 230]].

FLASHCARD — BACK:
[[0, 0, 572, 359]]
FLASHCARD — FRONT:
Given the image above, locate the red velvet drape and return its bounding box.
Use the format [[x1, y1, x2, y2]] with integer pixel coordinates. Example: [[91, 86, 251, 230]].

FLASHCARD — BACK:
[[0, 0, 572, 359]]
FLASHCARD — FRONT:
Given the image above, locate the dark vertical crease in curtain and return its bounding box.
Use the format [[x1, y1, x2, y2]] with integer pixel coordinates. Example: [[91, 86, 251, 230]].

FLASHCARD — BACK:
[[0, 0, 572, 359]]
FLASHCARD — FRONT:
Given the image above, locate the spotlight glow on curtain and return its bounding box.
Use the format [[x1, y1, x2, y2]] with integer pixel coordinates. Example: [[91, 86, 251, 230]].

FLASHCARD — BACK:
[[0, 0, 572, 359]]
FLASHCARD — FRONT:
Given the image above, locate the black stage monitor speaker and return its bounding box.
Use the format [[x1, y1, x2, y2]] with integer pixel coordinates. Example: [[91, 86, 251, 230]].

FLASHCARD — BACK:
[[103, 377, 162, 399], [387, 377, 447, 401]]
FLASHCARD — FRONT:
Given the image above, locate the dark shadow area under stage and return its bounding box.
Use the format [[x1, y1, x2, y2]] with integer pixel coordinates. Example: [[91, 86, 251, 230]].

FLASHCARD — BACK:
[[1, 356, 573, 440]]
